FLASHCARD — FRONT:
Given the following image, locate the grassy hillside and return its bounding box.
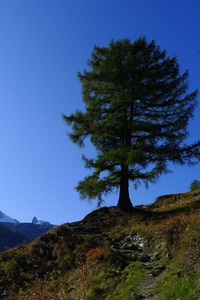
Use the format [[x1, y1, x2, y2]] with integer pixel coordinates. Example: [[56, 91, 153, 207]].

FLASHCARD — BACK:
[[1, 190, 200, 299]]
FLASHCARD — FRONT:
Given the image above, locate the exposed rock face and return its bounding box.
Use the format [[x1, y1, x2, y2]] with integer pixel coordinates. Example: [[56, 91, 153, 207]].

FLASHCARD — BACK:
[[152, 191, 199, 210], [155, 193, 182, 205], [67, 218, 166, 299], [32, 217, 51, 225], [32, 217, 38, 224], [155, 190, 200, 206]]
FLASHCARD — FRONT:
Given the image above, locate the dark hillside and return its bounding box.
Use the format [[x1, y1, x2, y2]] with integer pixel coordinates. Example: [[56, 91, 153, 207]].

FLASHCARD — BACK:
[[0, 223, 30, 251], [0, 190, 200, 299], [3, 222, 54, 240]]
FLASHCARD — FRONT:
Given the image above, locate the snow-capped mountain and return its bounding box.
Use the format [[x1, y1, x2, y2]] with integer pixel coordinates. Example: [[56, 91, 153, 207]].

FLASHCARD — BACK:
[[31, 216, 50, 225], [0, 210, 54, 248], [0, 211, 19, 224], [0, 211, 51, 226]]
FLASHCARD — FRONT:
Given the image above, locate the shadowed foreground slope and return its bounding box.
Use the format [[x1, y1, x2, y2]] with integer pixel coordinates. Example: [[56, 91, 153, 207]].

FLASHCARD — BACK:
[[1, 190, 200, 299], [0, 223, 30, 251]]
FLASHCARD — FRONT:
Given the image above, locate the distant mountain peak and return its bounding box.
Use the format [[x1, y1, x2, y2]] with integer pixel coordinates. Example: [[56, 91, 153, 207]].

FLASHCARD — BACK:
[[32, 217, 38, 224], [31, 216, 50, 225], [0, 211, 19, 224]]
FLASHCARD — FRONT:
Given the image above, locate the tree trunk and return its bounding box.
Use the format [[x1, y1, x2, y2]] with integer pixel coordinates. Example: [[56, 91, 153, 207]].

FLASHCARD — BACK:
[[117, 165, 133, 211]]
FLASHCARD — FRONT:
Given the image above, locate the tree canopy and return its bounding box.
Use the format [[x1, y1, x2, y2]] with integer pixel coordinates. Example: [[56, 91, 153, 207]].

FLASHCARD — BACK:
[[189, 180, 200, 191], [63, 37, 200, 210]]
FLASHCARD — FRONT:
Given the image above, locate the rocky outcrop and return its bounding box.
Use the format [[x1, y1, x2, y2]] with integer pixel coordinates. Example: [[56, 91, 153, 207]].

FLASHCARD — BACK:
[[155, 193, 183, 205], [67, 220, 166, 299]]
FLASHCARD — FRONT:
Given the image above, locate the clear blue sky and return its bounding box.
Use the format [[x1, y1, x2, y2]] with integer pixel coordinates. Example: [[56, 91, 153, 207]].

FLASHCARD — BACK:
[[0, 0, 199, 225]]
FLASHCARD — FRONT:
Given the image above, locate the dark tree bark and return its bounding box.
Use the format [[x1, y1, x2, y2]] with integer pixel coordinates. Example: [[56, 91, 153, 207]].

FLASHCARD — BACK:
[[117, 165, 133, 210]]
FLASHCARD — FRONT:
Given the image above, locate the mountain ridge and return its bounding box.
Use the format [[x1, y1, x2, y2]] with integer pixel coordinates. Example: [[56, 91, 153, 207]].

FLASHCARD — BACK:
[[0, 210, 51, 225], [0, 210, 19, 224], [0, 210, 54, 250], [0, 222, 30, 251]]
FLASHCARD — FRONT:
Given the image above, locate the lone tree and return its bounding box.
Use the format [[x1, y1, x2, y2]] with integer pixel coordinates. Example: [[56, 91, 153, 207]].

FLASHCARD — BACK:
[[189, 179, 200, 191], [63, 37, 200, 211]]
